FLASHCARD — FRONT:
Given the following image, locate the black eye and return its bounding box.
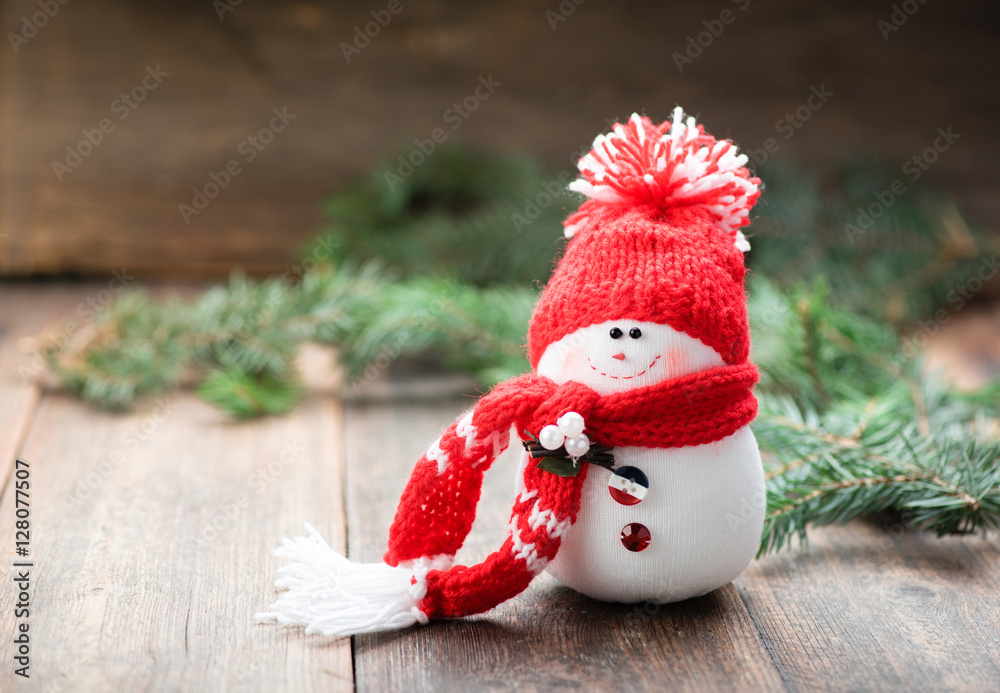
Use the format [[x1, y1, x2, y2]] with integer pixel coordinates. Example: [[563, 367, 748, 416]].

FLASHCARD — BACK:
[[629, 328, 642, 339], [609, 327, 623, 339]]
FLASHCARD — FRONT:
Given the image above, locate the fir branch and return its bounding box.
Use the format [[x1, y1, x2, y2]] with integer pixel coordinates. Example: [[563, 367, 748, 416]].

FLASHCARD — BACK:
[[314, 146, 574, 288], [758, 429, 1000, 556], [41, 266, 382, 416], [750, 159, 999, 325], [198, 366, 303, 419]]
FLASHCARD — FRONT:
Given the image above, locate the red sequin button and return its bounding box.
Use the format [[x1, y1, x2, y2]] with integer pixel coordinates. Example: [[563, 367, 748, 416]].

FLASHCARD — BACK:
[[620, 522, 651, 552]]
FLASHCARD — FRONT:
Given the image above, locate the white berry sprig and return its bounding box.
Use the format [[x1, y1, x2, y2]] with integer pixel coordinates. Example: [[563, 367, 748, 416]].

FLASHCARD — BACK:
[[538, 411, 591, 460]]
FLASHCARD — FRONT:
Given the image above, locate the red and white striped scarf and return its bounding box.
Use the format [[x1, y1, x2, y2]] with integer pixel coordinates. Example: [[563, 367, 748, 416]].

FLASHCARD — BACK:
[[384, 362, 759, 619]]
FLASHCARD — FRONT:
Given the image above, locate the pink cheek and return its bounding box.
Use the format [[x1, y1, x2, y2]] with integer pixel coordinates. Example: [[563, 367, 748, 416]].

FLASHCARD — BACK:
[[665, 350, 680, 375], [565, 350, 587, 372]]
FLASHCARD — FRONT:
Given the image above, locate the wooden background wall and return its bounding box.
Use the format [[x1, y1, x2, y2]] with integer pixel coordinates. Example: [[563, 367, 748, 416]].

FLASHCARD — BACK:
[[1, 0, 997, 278]]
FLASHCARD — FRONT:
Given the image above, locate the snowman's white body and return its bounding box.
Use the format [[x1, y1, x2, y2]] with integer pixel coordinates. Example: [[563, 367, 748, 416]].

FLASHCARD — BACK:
[[528, 319, 766, 603]]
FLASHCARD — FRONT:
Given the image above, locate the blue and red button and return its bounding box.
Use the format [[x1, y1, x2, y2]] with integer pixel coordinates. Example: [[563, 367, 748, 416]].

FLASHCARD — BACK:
[[608, 466, 649, 506]]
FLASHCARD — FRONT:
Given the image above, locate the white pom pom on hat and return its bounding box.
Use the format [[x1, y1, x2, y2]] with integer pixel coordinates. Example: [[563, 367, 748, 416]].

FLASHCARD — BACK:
[[563, 107, 760, 252]]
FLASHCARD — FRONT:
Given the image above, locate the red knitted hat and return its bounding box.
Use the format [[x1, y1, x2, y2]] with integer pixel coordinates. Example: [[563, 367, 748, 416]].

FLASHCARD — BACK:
[[528, 109, 761, 368]]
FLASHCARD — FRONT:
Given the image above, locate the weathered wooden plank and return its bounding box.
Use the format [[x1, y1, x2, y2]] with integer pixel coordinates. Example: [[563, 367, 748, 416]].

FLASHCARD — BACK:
[[344, 389, 785, 692], [3, 0, 999, 277], [0, 349, 353, 691], [0, 282, 84, 489], [736, 520, 1000, 691]]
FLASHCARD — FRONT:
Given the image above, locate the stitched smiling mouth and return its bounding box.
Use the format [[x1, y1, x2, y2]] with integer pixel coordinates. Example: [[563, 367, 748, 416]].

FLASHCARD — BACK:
[[588, 354, 661, 380]]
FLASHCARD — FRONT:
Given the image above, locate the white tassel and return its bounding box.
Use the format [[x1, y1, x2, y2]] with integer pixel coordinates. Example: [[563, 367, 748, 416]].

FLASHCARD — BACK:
[[255, 524, 431, 637]]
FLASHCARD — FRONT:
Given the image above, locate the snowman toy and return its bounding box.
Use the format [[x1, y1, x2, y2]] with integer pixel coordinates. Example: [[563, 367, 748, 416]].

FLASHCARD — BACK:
[[257, 108, 766, 636]]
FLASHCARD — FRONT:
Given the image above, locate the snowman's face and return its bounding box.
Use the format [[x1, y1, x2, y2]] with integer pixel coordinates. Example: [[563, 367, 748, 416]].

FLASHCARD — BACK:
[[536, 320, 725, 395]]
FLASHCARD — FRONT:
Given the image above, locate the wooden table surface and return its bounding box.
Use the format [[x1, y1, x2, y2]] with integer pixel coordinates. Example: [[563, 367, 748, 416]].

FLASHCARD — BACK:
[[1, 282, 998, 692]]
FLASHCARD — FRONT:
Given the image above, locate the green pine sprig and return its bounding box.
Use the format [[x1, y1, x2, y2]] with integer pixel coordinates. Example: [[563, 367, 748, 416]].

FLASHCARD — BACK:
[[41, 264, 383, 417], [748, 158, 1000, 324], [751, 278, 999, 554], [198, 365, 304, 418]]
